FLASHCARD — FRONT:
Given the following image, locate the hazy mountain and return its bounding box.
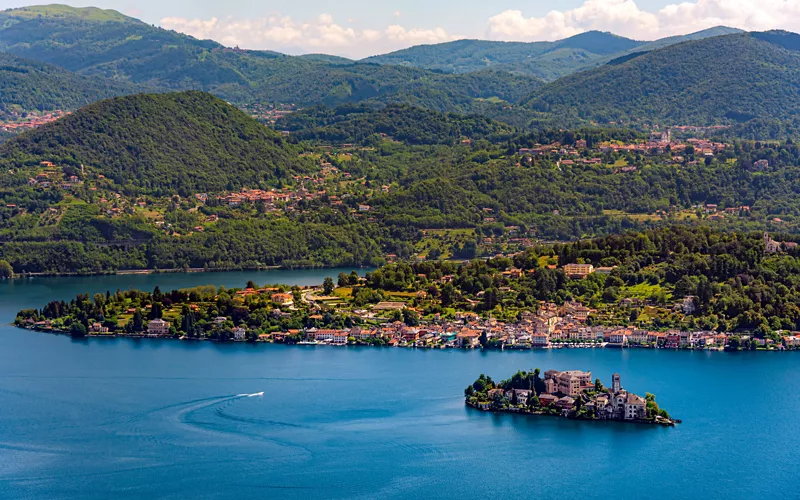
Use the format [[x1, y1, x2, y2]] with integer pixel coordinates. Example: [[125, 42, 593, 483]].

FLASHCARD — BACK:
[[362, 27, 744, 81]]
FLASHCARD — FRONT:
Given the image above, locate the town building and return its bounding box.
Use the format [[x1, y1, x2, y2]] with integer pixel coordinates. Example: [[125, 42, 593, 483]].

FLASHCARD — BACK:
[[563, 263, 595, 279]]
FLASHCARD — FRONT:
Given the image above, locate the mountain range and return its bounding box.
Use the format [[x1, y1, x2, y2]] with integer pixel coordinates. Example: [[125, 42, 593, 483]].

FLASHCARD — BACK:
[[2, 5, 800, 132], [0, 5, 539, 114]]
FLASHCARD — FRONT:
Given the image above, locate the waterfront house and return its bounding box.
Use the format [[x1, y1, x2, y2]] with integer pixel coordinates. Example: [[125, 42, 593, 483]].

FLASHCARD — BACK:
[[148, 318, 170, 335], [90, 323, 109, 333], [457, 331, 481, 348], [232, 327, 246, 341], [531, 333, 550, 347], [538, 394, 558, 407], [556, 397, 575, 412]]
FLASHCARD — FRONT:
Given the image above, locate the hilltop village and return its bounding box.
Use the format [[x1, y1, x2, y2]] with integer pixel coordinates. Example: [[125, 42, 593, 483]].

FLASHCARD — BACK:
[[465, 370, 675, 426]]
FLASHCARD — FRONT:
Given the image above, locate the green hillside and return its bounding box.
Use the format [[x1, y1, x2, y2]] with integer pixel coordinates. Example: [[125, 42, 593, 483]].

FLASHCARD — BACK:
[[0, 91, 309, 194], [0, 5, 540, 113], [0, 52, 146, 119], [524, 31, 800, 127], [277, 104, 517, 145]]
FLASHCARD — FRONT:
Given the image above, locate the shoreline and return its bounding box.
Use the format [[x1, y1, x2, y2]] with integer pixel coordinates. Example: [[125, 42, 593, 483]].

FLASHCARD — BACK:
[[13, 326, 790, 353], [5, 264, 373, 279], [465, 400, 678, 426]]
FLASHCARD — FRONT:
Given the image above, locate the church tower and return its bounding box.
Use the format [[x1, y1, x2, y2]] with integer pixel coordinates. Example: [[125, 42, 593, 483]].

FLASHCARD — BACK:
[[612, 373, 621, 393]]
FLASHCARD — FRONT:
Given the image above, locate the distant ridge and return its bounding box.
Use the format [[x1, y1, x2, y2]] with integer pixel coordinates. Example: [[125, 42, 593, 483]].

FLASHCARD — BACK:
[[362, 27, 742, 80], [523, 31, 800, 126]]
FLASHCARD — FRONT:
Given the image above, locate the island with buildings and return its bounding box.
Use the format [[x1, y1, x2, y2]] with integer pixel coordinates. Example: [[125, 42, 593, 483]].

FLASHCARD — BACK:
[[465, 369, 676, 426]]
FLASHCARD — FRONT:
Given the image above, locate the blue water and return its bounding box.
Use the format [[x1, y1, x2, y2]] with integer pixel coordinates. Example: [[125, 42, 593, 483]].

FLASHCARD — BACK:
[[1, 271, 799, 499]]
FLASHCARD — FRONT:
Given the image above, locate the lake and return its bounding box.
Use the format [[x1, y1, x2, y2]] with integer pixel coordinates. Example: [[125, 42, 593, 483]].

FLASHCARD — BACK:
[[1, 270, 799, 499]]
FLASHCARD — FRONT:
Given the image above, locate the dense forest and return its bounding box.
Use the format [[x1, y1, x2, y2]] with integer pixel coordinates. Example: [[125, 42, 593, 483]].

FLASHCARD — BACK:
[[277, 104, 517, 145], [0, 91, 309, 195]]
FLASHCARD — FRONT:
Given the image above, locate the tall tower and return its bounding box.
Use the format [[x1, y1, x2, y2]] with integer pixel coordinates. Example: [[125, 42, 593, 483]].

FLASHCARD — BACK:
[[612, 373, 621, 393]]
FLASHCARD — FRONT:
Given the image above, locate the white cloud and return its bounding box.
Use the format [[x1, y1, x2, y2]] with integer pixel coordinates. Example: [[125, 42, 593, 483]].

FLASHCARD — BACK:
[[160, 14, 456, 58], [487, 0, 800, 41], [393, 10, 402, 18]]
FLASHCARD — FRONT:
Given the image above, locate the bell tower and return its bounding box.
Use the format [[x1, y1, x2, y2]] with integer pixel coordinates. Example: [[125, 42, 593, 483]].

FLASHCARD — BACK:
[[612, 373, 621, 393]]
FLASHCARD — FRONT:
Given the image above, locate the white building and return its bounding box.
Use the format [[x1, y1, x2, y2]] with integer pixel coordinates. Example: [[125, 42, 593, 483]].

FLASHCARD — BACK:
[[148, 318, 170, 335]]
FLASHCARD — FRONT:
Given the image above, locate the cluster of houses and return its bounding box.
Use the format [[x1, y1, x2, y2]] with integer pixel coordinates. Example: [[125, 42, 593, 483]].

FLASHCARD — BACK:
[[213, 188, 319, 209], [518, 133, 730, 165], [26, 162, 84, 190], [0, 110, 68, 133]]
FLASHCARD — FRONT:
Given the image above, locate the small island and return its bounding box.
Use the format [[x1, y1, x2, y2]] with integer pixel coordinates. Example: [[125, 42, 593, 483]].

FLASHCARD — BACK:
[[465, 369, 677, 426]]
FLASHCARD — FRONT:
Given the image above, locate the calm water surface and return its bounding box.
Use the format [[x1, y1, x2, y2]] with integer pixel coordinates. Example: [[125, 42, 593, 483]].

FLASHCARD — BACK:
[[1, 270, 799, 499]]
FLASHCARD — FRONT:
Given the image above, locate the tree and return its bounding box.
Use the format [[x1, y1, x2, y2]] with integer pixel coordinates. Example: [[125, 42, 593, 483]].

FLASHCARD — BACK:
[[149, 302, 163, 320], [402, 309, 420, 326], [323, 277, 335, 295], [70, 322, 87, 338], [338, 272, 350, 287], [533, 368, 545, 395], [0, 259, 13, 279], [181, 311, 195, 334], [132, 310, 144, 331], [527, 391, 540, 409]]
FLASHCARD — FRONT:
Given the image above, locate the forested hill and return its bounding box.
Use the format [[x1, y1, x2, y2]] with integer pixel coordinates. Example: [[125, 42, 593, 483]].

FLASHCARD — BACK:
[[0, 91, 308, 194], [0, 5, 540, 113], [0, 52, 147, 119], [277, 104, 517, 145], [523, 31, 800, 127]]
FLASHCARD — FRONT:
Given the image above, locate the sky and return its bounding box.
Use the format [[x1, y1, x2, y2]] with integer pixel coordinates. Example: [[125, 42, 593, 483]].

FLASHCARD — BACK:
[[0, 0, 797, 57]]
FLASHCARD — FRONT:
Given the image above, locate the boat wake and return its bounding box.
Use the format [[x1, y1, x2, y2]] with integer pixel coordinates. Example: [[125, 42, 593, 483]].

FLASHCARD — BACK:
[[237, 392, 264, 398]]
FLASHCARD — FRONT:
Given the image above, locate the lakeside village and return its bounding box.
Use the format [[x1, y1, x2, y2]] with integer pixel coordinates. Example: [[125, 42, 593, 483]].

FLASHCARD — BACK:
[[465, 370, 677, 426], [15, 256, 800, 352]]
